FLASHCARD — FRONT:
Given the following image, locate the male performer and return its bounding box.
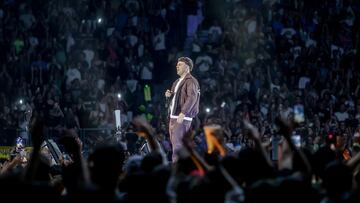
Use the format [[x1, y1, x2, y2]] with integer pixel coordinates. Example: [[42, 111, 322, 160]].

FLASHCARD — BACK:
[[165, 57, 200, 162]]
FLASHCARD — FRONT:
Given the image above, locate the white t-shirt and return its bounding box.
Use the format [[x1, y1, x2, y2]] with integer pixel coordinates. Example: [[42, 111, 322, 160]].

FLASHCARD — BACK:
[[126, 79, 138, 93], [290, 46, 302, 60], [335, 111, 349, 122], [209, 26, 222, 36], [298, 76, 310, 89], [281, 107, 293, 119], [138, 43, 144, 57], [83, 49, 94, 69], [153, 32, 166, 51], [66, 68, 81, 86], [66, 34, 75, 53], [246, 19, 257, 34], [140, 65, 153, 80], [170, 77, 184, 116], [270, 83, 280, 92], [281, 28, 296, 39], [127, 34, 138, 47], [195, 55, 213, 72], [305, 39, 317, 48]]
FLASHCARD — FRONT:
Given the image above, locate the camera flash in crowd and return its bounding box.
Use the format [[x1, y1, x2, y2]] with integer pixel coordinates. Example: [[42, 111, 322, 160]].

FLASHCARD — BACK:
[[221, 101, 226, 108], [19, 99, 23, 105], [117, 93, 122, 99], [98, 18, 102, 23], [205, 107, 211, 113]]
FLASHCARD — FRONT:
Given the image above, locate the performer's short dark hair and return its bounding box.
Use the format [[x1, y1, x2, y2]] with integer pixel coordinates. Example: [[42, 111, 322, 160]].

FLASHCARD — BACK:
[[178, 57, 193, 71]]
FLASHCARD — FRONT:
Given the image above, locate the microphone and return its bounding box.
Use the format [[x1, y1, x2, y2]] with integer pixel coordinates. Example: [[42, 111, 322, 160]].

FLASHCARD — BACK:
[[165, 97, 170, 108], [165, 90, 173, 108]]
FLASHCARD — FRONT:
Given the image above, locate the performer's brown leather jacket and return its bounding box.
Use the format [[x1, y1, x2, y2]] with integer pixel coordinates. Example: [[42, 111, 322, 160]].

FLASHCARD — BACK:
[[170, 73, 200, 118]]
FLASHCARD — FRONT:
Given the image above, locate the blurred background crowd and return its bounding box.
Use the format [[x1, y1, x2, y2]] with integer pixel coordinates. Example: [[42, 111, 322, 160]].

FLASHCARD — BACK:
[[1, 0, 360, 202], [1, 0, 360, 158]]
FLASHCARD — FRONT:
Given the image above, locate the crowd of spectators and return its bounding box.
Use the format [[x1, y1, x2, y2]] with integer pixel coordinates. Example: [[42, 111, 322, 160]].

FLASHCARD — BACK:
[[0, 0, 359, 154], [190, 0, 360, 159], [1, 0, 360, 202], [0, 0, 194, 147], [0, 0, 360, 162]]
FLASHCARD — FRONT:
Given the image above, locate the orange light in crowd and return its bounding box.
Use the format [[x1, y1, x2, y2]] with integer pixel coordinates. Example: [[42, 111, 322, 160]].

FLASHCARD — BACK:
[[204, 125, 226, 157]]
